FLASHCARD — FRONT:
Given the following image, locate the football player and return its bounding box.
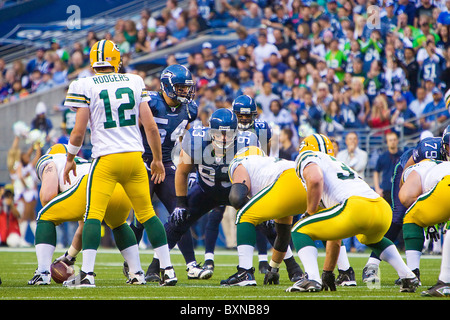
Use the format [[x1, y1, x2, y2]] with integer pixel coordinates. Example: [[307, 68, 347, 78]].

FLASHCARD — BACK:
[[220, 146, 305, 286], [163, 108, 259, 278], [362, 128, 447, 284], [286, 134, 419, 293], [399, 159, 450, 297], [202, 95, 275, 274], [62, 39, 176, 287], [126, 64, 199, 282], [28, 144, 147, 285]]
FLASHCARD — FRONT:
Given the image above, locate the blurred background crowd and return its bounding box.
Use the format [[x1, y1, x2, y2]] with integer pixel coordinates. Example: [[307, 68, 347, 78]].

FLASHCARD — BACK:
[[1, 0, 449, 253]]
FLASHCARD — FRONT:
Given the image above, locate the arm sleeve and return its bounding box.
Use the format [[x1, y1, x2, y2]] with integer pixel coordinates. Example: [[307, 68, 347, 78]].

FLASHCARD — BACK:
[[64, 79, 90, 110]]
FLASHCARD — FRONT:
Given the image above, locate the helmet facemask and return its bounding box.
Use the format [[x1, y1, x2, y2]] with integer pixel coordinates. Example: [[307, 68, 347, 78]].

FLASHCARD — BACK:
[[236, 113, 255, 130], [210, 128, 237, 156], [174, 83, 195, 104]]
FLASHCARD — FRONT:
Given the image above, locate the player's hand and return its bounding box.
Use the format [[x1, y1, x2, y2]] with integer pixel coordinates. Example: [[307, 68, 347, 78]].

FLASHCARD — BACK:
[[321, 270, 336, 291], [263, 267, 280, 285], [169, 207, 189, 226], [426, 225, 440, 242], [63, 159, 76, 185], [150, 160, 165, 184]]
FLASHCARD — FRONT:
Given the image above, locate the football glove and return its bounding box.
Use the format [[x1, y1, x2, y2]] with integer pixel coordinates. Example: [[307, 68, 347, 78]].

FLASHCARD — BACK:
[[263, 267, 280, 285], [169, 207, 189, 226], [426, 225, 440, 242], [169, 196, 189, 226], [53, 251, 76, 266], [321, 270, 336, 291], [261, 219, 275, 230]]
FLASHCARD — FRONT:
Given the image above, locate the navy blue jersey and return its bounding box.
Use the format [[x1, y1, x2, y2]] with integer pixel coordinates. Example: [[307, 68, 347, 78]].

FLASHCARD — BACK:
[[411, 137, 444, 163], [181, 126, 259, 199], [244, 119, 272, 153], [397, 137, 443, 173], [141, 91, 198, 163]]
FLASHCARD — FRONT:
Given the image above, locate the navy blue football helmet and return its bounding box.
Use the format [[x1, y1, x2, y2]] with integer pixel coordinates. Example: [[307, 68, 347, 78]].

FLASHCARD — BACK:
[[160, 64, 195, 104], [209, 108, 238, 151], [441, 125, 450, 161], [232, 95, 257, 130]]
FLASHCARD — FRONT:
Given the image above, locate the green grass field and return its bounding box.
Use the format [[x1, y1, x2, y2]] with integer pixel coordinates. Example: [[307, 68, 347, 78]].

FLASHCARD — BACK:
[[0, 246, 445, 303]]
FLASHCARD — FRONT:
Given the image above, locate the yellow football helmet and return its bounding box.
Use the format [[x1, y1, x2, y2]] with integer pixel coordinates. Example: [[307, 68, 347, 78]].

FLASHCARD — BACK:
[[299, 134, 334, 156], [45, 143, 67, 155], [445, 88, 450, 109], [90, 39, 121, 72], [234, 146, 266, 160]]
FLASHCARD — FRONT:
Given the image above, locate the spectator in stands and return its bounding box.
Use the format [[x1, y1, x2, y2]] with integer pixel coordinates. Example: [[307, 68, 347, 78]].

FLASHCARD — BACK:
[[373, 131, 402, 206], [253, 31, 280, 71], [261, 52, 288, 82], [26, 47, 46, 75], [409, 86, 432, 118], [124, 20, 138, 47], [367, 95, 391, 131], [350, 78, 370, 127], [260, 99, 294, 132], [217, 53, 238, 79], [0, 186, 21, 247], [150, 26, 172, 51], [114, 32, 131, 55], [171, 15, 189, 43], [52, 59, 68, 85], [135, 28, 152, 54], [391, 95, 419, 137], [50, 39, 69, 63], [31, 102, 53, 144], [6, 80, 28, 103], [337, 131, 368, 179], [229, 1, 261, 32], [0, 58, 7, 78], [420, 87, 446, 130], [279, 127, 297, 161], [314, 81, 333, 112], [67, 51, 89, 80], [404, 47, 420, 94], [321, 99, 344, 138], [0, 77, 8, 103], [255, 81, 279, 115]]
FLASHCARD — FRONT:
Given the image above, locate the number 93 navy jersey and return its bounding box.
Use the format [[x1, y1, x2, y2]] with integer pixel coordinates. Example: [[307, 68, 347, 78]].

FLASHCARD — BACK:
[[141, 91, 198, 163], [181, 126, 259, 199]]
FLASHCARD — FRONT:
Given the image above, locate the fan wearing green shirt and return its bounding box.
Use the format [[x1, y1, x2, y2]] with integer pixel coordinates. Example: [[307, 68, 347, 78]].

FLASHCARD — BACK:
[[325, 39, 346, 82]]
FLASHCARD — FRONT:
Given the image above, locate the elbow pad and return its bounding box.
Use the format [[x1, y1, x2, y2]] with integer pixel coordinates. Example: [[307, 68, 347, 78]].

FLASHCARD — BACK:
[[273, 223, 292, 253], [229, 183, 249, 210]]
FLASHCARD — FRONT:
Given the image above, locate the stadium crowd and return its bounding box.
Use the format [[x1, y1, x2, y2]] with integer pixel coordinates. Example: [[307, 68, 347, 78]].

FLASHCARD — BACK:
[[2, 0, 450, 251]]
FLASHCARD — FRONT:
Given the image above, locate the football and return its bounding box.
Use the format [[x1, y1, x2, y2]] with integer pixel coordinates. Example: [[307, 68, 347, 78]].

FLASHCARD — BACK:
[[50, 261, 74, 284]]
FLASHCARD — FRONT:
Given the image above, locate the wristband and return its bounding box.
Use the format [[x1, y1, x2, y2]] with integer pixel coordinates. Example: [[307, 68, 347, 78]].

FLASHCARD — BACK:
[[269, 260, 281, 269], [176, 195, 188, 208], [67, 142, 81, 155]]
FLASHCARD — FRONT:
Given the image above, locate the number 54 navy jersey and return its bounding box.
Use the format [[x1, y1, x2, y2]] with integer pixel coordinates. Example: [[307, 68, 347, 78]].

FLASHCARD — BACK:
[[141, 91, 198, 163]]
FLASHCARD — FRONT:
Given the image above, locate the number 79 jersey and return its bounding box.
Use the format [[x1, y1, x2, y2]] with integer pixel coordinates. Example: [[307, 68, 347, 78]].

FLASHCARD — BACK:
[[295, 150, 379, 208], [64, 72, 150, 159]]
